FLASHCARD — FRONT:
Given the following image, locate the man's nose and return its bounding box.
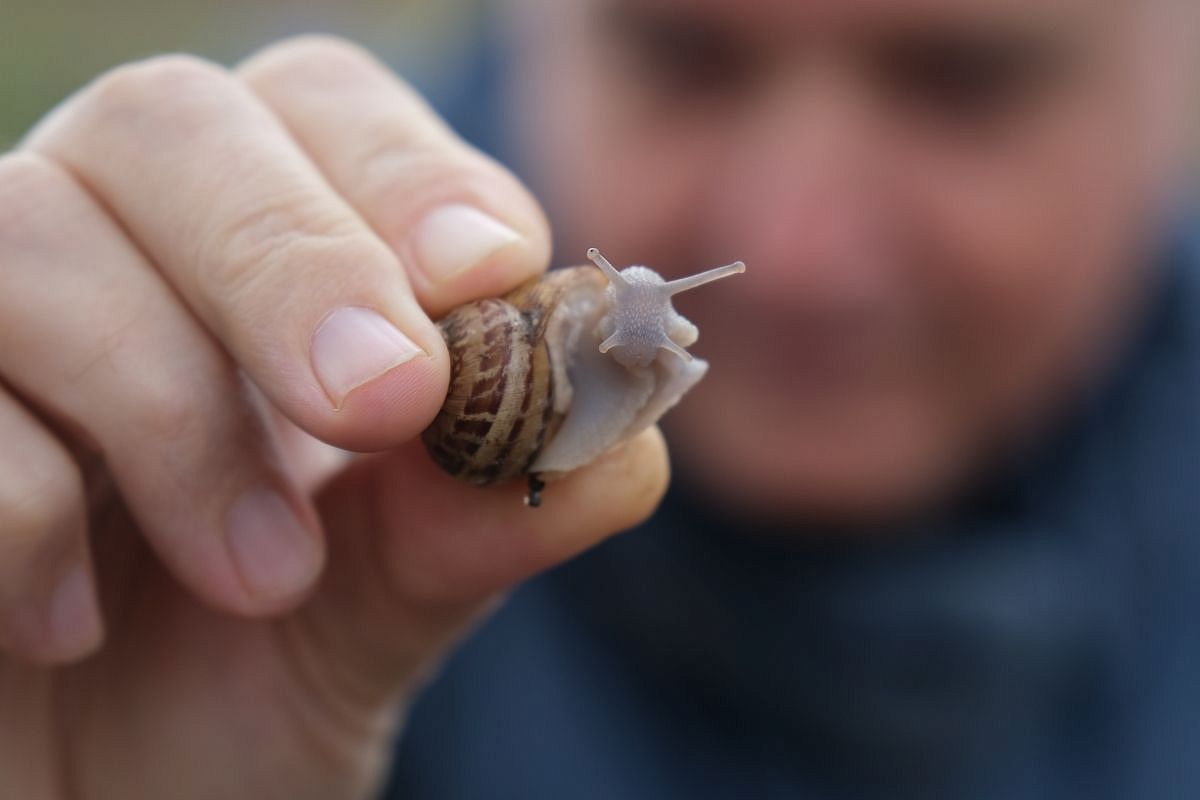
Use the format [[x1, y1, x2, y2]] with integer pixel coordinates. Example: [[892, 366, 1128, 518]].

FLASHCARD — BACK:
[[707, 69, 899, 308]]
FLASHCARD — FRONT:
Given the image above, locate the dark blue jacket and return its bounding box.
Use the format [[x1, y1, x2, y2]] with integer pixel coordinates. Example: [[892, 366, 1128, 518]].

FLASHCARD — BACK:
[[385, 230, 1200, 800]]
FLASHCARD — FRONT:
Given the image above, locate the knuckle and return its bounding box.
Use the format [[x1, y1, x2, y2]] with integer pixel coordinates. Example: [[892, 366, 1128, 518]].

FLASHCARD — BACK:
[[92, 53, 228, 102], [82, 54, 230, 125], [135, 372, 212, 445], [200, 193, 369, 302], [242, 34, 385, 83], [350, 145, 510, 237], [0, 459, 83, 552], [0, 151, 59, 195], [355, 136, 470, 194], [0, 152, 71, 246]]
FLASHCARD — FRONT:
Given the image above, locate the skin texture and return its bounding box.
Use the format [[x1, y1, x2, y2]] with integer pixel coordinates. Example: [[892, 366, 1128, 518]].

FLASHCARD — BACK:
[[0, 0, 1195, 796], [509, 0, 1199, 520], [0, 38, 668, 798]]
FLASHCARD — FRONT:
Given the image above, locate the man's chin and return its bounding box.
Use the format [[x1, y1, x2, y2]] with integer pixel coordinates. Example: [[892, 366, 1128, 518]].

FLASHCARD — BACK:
[[731, 469, 957, 533], [667, 419, 972, 532]]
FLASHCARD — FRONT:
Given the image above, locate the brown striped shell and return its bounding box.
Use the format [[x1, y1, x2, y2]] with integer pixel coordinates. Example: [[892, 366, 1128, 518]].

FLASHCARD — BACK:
[[421, 267, 594, 485], [421, 250, 745, 496]]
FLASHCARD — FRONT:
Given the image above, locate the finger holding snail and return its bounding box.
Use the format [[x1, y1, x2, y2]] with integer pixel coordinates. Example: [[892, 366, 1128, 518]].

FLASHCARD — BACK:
[[318, 426, 669, 614], [288, 425, 669, 708], [237, 35, 553, 317]]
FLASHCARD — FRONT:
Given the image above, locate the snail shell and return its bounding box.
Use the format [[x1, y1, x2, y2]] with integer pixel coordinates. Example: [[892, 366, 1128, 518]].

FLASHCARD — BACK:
[[421, 249, 744, 493]]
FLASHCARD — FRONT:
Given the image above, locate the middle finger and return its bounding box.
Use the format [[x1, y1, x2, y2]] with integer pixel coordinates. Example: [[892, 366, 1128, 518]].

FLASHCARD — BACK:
[[25, 55, 446, 453], [237, 36, 552, 317], [0, 151, 324, 615]]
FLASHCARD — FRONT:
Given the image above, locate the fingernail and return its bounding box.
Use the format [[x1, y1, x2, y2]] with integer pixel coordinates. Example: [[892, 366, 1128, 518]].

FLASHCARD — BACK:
[[311, 306, 424, 408], [47, 563, 101, 654], [411, 204, 522, 282], [227, 488, 321, 601]]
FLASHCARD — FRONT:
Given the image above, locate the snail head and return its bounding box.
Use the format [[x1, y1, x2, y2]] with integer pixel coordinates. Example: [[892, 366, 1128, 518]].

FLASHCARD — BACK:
[[586, 247, 745, 369]]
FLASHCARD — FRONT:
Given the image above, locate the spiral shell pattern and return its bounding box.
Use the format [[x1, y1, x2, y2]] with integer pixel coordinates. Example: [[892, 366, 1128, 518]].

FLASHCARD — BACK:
[[420, 255, 737, 494], [421, 281, 562, 485]]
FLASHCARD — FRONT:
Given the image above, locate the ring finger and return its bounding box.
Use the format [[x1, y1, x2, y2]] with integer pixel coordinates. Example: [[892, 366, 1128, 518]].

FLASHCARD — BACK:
[[0, 383, 98, 664], [0, 152, 324, 618]]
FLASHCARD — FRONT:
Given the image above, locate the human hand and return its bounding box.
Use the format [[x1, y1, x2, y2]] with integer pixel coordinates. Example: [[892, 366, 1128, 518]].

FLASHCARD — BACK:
[[0, 36, 667, 799]]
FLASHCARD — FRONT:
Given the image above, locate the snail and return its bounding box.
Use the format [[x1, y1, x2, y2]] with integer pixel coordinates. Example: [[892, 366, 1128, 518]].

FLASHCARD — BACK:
[[421, 248, 744, 506]]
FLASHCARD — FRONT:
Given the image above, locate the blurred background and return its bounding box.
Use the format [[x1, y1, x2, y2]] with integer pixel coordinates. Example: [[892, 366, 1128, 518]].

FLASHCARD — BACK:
[[1, 0, 485, 149]]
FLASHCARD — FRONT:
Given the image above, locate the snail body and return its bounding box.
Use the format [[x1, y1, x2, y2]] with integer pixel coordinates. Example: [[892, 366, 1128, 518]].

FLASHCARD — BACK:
[[421, 249, 744, 499]]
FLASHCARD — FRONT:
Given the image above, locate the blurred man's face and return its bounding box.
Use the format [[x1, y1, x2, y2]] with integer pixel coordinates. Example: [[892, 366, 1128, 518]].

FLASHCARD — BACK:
[[508, 0, 1196, 522]]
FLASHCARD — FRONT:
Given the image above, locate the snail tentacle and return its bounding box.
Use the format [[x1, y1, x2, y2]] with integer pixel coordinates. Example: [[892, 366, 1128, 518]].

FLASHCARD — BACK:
[[586, 247, 624, 284], [598, 331, 623, 354], [664, 260, 746, 295], [658, 337, 693, 362]]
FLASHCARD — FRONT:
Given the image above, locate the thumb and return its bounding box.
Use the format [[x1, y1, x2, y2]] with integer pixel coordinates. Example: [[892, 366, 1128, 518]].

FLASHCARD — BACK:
[[290, 428, 669, 715]]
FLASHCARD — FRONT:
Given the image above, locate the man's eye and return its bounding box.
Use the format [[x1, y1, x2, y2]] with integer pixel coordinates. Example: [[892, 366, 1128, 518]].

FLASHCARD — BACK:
[[875, 33, 1068, 127], [603, 9, 756, 100]]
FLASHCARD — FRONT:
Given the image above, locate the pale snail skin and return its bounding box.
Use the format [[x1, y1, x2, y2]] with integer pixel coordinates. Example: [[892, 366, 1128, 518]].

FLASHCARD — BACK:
[[421, 248, 745, 503]]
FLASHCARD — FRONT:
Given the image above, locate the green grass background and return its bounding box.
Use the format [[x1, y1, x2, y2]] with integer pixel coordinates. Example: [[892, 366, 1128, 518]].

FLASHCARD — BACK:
[[1, 0, 481, 149]]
